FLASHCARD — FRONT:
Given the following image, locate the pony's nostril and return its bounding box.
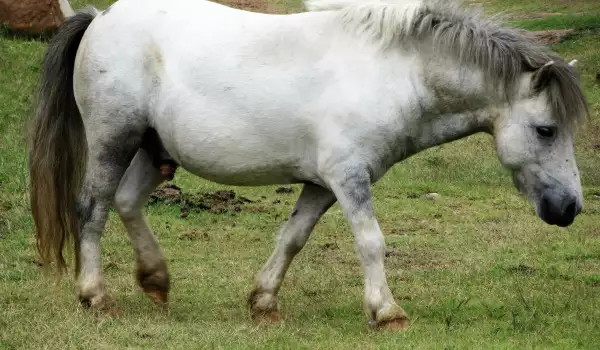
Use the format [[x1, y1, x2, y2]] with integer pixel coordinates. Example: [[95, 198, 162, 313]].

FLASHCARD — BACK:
[[541, 195, 551, 212], [564, 201, 577, 218], [539, 193, 579, 227]]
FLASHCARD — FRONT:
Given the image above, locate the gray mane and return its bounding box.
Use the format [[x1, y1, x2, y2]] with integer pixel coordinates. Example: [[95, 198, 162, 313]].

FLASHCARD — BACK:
[[334, 0, 588, 127]]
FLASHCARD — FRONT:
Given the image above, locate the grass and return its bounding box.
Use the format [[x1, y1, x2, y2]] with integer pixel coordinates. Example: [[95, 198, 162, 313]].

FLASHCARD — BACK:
[[470, 0, 600, 17], [1, 0, 600, 348]]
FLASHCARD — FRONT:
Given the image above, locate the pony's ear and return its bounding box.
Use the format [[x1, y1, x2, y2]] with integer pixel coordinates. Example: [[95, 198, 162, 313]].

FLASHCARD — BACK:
[[531, 60, 554, 91]]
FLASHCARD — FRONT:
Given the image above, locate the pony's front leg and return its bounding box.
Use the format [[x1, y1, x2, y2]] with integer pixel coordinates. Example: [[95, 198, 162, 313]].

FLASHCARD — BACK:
[[328, 170, 409, 331], [248, 183, 336, 323]]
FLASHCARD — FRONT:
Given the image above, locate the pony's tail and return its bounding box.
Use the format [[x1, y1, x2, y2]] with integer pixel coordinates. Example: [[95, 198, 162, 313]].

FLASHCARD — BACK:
[[29, 9, 98, 277]]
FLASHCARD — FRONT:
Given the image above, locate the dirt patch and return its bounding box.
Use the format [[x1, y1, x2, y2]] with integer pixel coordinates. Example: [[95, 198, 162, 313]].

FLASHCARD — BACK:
[[150, 184, 182, 205], [275, 187, 294, 194], [506, 264, 537, 275], [320, 242, 339, 251], [104, 262, 120, 272], [385, 247, 398, 257], [512, 12, 563, 20], [149, 184, 253, 216], [207, 0, 305, 15], [212, 0, 269, 12], [525, 29, 574, 45], [179, 229, 210, 241], [246, 205, 270, 213]]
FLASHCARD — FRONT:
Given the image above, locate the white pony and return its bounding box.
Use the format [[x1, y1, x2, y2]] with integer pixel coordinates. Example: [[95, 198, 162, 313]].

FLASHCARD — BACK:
[[29, 0, 588, 330]]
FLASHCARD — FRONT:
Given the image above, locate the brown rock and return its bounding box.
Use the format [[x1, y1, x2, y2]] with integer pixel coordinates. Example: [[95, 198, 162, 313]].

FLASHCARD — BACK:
[[0, 0, 74, 35]]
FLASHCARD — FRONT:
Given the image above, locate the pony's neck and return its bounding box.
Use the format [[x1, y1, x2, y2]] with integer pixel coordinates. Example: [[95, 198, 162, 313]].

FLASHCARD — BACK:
[[408, 61, 503, 153], [412, 109, 494, 152]]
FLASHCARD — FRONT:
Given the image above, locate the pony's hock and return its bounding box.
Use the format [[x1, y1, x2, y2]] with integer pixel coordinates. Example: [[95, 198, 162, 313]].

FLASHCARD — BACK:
[[29, 0, 588, 329], [0, 0, 75, 35]]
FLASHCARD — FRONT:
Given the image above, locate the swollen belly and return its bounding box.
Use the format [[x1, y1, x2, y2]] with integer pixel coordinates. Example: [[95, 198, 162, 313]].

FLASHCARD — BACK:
[[174, 147, 305, 186], [156, 110, 313, 186]]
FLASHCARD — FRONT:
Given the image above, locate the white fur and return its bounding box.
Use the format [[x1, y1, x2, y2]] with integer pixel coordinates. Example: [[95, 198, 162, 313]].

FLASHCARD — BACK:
[[70, 0, 584, 323], [304, 0, 422, 12], [304, 0, 359, 11]]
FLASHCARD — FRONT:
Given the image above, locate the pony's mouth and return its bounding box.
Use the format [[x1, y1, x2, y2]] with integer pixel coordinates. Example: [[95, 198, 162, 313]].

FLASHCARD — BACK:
[[536, 191, 580, 227], [512, 171, 581, 227]]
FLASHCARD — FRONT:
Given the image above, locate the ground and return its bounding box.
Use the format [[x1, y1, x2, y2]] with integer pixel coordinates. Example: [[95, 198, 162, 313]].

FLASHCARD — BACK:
[[1, 0, 600, 348]]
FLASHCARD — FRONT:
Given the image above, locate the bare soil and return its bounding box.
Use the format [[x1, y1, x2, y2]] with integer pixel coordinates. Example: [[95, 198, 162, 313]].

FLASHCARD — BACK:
[[526, 29, 574, 44], [212, 0, 270, 12], [149, 184, 254, 216]]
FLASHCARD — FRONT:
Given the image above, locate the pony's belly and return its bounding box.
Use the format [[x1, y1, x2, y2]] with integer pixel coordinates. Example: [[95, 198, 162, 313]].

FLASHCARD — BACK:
[[168, 139, 309, 186], [155, 101, 317, 186], [179, 159, 302, 186]]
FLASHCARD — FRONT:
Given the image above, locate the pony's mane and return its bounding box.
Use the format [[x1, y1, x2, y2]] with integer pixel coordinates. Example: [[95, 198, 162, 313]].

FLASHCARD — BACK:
[[307, 0, 588, 128]]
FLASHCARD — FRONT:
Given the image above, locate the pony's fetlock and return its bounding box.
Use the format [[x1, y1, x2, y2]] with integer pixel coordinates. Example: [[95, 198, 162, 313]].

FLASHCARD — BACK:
[[136, 261, 170, 305]]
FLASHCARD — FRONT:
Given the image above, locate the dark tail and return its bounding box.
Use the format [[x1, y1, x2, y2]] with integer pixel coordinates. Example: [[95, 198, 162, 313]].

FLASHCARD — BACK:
[[29, 10, 98, 276]]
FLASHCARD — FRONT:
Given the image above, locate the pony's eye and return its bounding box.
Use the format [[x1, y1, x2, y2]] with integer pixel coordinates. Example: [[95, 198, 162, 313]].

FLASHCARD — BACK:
[[536, 127, 556, 139]]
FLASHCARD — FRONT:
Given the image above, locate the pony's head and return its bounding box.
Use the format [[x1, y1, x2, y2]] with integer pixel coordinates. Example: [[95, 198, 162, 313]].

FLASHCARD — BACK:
[[306, 0, 590, 226], [493, 59, 588, 227]]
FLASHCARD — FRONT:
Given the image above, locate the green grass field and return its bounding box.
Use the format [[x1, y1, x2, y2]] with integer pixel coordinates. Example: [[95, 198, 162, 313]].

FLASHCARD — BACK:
[[1, 0, 600, 348]]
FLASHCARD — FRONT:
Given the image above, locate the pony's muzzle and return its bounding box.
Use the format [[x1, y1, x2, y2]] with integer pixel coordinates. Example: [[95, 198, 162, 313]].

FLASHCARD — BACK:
[[539, 191, 581, 227]]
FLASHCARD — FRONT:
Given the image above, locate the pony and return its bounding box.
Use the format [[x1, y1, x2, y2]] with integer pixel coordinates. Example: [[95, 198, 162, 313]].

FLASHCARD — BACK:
[[29, 0, 588, 330]]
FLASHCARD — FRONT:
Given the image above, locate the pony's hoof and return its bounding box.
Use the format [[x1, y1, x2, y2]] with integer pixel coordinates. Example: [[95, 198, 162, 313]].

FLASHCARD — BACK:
[[146, 290, 169, 305], [79, 294, 122, 317], [251, 309, 281, 325], [247, 287, 280, 324], [136, 263, 170, 305], [79, 293, 113, 309], [377, 316, 410, 331]]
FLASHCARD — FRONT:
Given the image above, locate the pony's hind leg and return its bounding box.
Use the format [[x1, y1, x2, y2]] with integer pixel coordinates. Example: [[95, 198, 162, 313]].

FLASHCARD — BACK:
[[114, 147, 170, 305], [76, 127, 143, 311], [249, 183, 336, 323]]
